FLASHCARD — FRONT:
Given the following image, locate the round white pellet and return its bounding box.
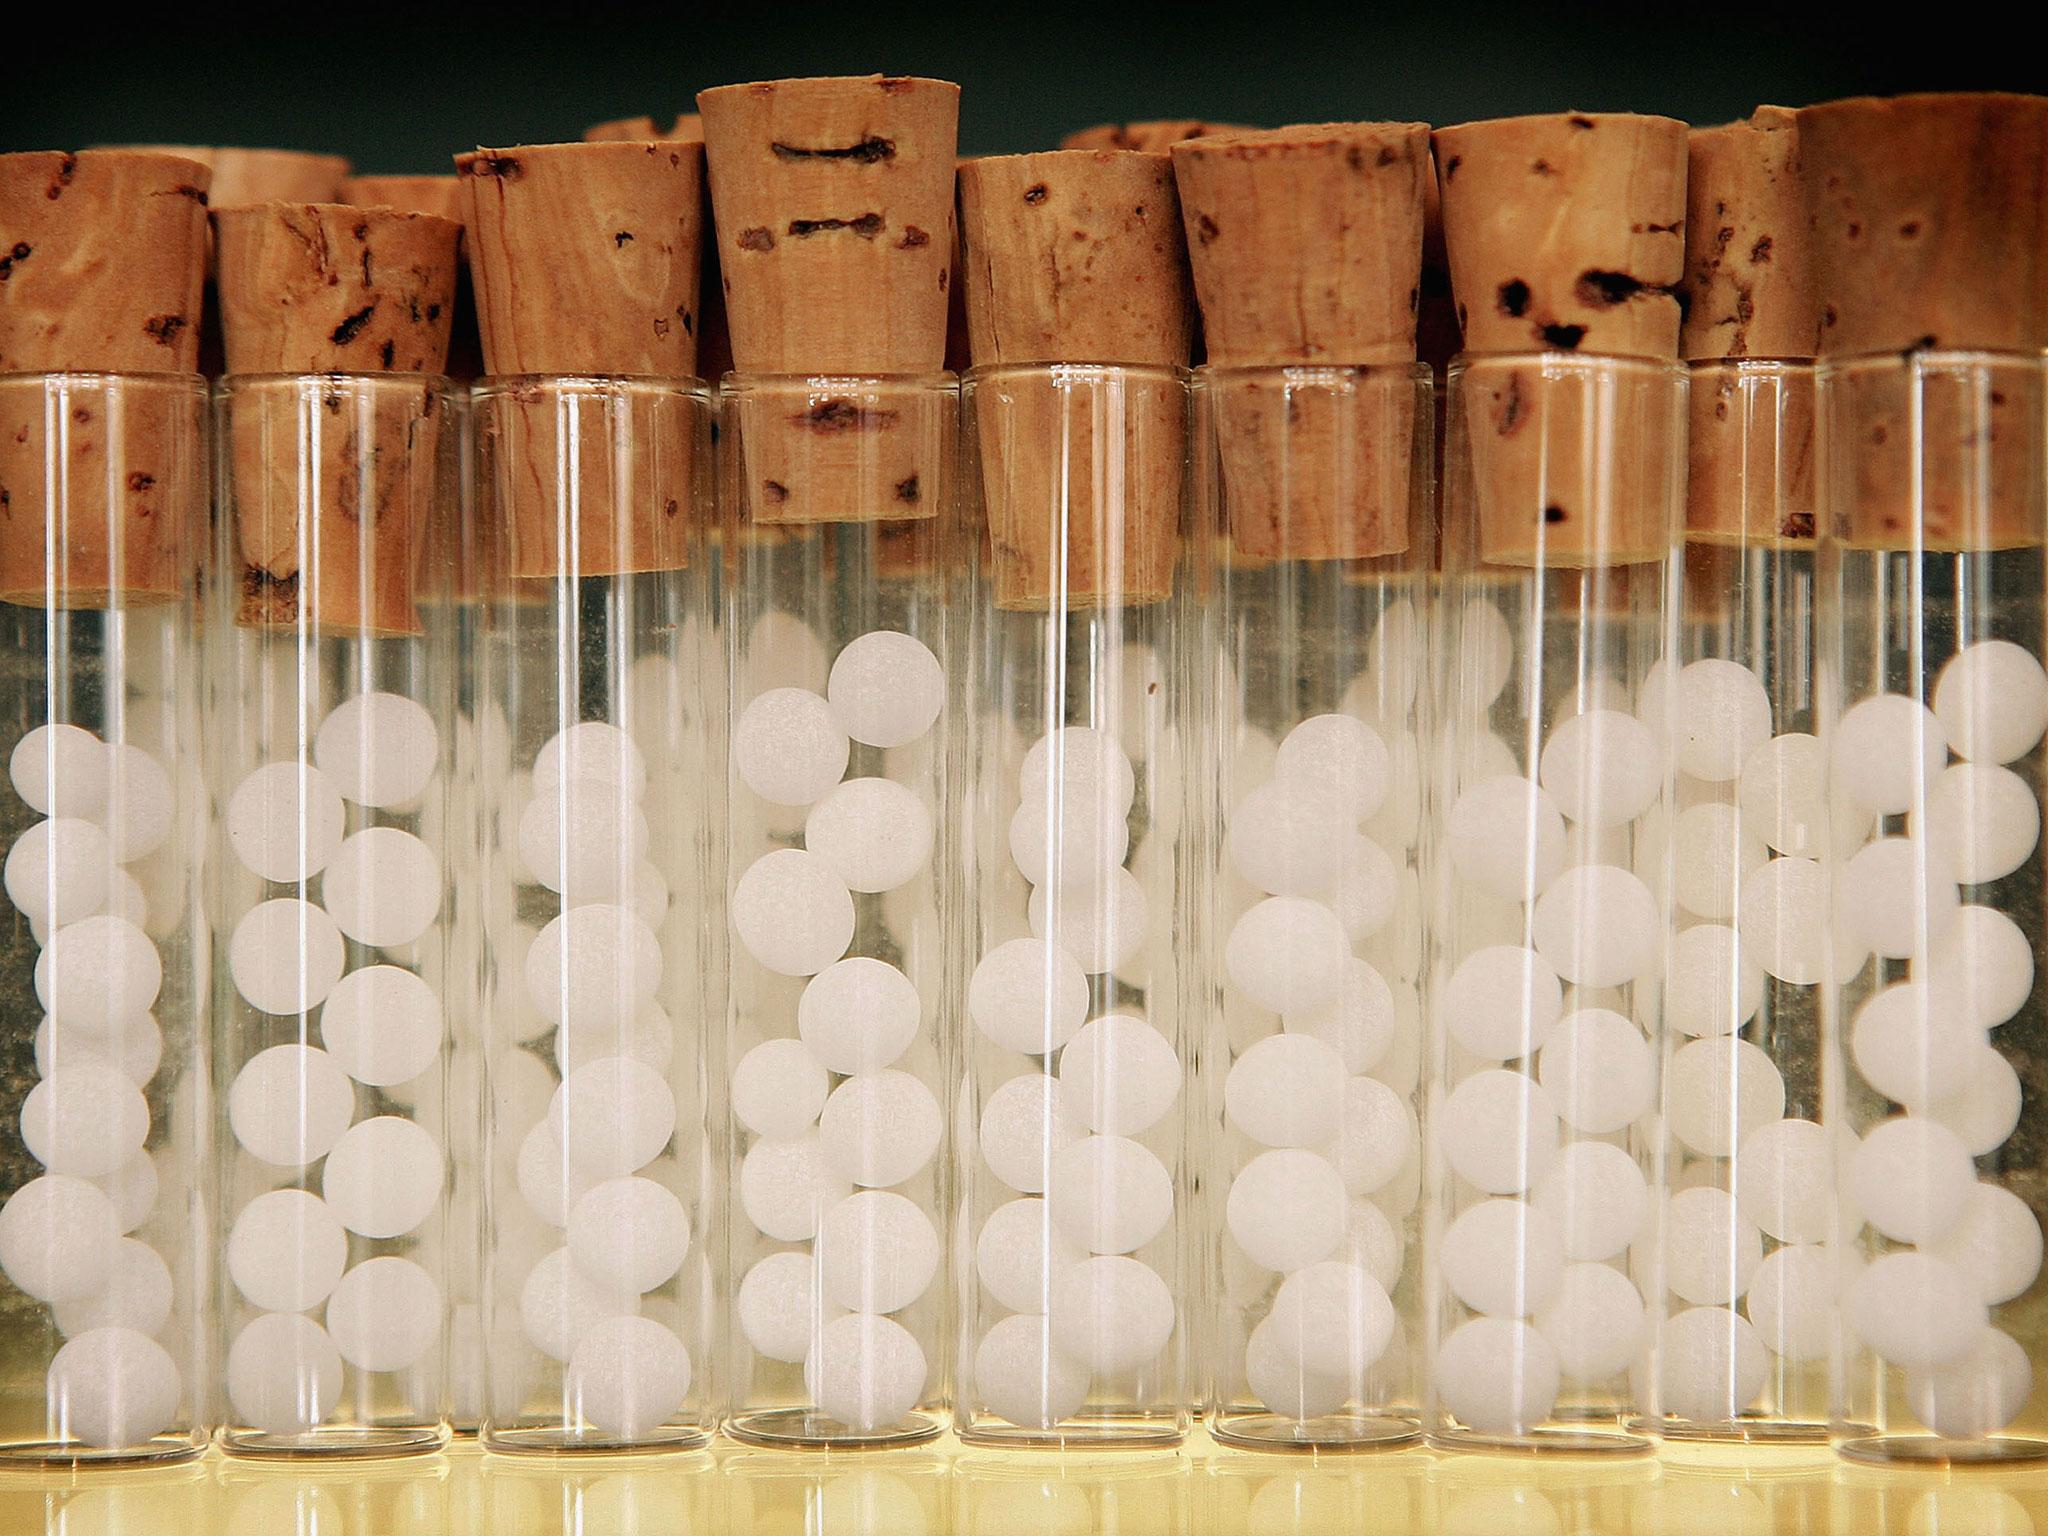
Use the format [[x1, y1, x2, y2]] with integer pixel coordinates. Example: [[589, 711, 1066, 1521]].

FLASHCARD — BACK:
[[1056, 1013, 1179, 1137], [1662, 1186, 1763, 1306], [1322, 1077, 1416, 1197], [568, 1315, 691, 1440], [227, 1313, 343, 1437], [1926, 1183, 2044, 1306], [1833, 694, 1947, 816], [1342, 1197, 1404, 1294], [806, 1311, 928, 1431], [566, 1176, 691, 1297], [227, 761, 346, 884], [1674, 660, 1773, 783], [95, 745, 174, 863], [1020, 726, 1137, 815], [1532, 1139, 1649, 1263], [1321, 834, 1400, 942], [517, 787, 648, 902], [1283, 958, 1395, 1075], [735, 689, 849, 808], [1363, 599, 1424, 721], [318, 965, 441, 1087], [1443, 1199, 1562, 1317], [46, 1326, 180, 1448], [1275, 713, 1390, 822], [20, 1066, 148, 1178], [11, 723, 109, 818], [1848, 1252, 1987, 1369], [520, 1247, 640, 1362], [1226, 778, 1346, 897], [1673, 802, 1767, 922], [228, 1189, 348, 1312], [732, 1038, 830, 1140], [810, 778, 935, 893], [1852, 982, 1985, 1109], [1440, 946, 1564, 1064], [968, 938, 1089, 1056], [1738, 857, 1829, 985], [1244, 1316, 1350, 1421], [739, 1250, 839, 1364], [732, 849, 855, 977], [1048, 1134, 1173, 1255], [1228, 1149, 1347, 1273], [39, 913, 162, 1028], [94, 1152, 159, 1235], [1225, 898, 1349, 1016], [1667, 923, 1764, 1037], [1447, 776, 1567, 903], [818, 1070, 942, 1189], [1226, 1034, 1347, 1149], [1744, 1242, 1838, 1362], [1532, 864, 1659, 989], [816, 1189, 940, 1314], [0, 1176, 120, 1303], [1924, 905, 2035, 1029], [799, 958, 921, 1075], [315, 692, 439, 810], [976, 1313, 1089, 1429], [1027, 867, 1150, 977], [322, 826, 441, 948], [1929, 1047, 2025, 1156], [1933, 640, 2048, 766], [1739, 733, 1828, 857], [1455, 600, 1515, 710], [1437, 1317, 1558, 1435], [1842, 837, 1959, 961], [1048, 1255, 1175, 1376], [1539, 709, 1662, 828], [1658, 1306, 1768, 1422], [320, 1116, 443, 1239], [533, 720, 648, 803], [1908, 1327, 2032, 1441], [1535, 1009, 1651, 1136], [228, 1044, 354, 1167], [828, 631, 944, 749], [517, 1122, 599, 1228], [552, 1056, 676, 1177], [228, 899, 341, 1017], [978, 1073, 1083, 1195], [1535, 1263, 1644, 1381], [745, 611, 831, 694], [1667, 1037, 1786, 1159], [51, 1236, 172, 1338], [1926, 762, 2039, 886], [1437, 1069, 1559, 1196], [976, 1197, 1081, 1315], [1734, 1118, 1834, 1244], [525, 903, 662, 1032], [1849, 1117, 1976, 1245], [4, 816, 112, 928], [1011, 787, 1130, 894], [325, 1256, 440, 1372], [1266, 1258, 1396, 1384]]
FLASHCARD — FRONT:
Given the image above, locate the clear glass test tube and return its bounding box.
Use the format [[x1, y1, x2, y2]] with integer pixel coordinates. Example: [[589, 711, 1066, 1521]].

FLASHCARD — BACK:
[[0, 372, 209, 1466], [1196, 363, 1433, 1451]]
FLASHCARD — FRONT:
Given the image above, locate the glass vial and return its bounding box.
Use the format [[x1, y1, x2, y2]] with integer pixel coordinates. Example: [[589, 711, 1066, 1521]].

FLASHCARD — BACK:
[[1197, 363, 1433, 1450], [0, 372, 209, 1465], [211, 373, 456, 1456], [1429, 353, 1686, 1451], [475, 376, 721, 1452]]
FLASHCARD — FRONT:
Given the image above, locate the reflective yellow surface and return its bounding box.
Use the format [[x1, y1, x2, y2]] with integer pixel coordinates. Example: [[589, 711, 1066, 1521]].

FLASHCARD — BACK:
[[7, 1433, 2048, 1533]]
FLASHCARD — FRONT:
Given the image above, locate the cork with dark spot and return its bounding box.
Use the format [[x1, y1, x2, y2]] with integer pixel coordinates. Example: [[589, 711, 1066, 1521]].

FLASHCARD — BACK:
[[0, 150, 211, 607], [585, 114, 704, 144], [1060, 121, 1250, 151], [1685, 362, 1816, 555], [958, 150, 1191, 608], [1434, 113, 1687, 567], [699, 76, 958, 527], [1171, 123, 1428, 563]]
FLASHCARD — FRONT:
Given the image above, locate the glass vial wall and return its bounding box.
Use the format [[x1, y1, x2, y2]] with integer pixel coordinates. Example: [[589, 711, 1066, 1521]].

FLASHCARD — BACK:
[[1429, 353, 1685, 1451], [476, 377, 721, 1452], [1199, 363, 1432, 1450]]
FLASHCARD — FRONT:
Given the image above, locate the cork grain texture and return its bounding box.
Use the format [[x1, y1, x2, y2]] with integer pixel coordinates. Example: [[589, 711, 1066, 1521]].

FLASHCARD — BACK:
[[1681, 108, 1818, 362]]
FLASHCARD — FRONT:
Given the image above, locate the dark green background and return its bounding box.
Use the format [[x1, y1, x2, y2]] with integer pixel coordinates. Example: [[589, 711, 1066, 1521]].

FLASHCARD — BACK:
[[5, 2, 2032, 170]]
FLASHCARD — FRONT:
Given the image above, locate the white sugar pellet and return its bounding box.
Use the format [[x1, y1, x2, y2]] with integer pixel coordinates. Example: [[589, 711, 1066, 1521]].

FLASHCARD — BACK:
[[552, 1056, 676, 1177], [321, 826, 440, 948], [806, 1311, 928, 1430], [1659, 1306, 1767, 1422], [518, 787, 648, 902], [1362, 599, 1424, 721], [1048, 1133, 1173, 1255], [978, 1073, 1083, 1195], [525, 903, 662, 1032], [228, 761, 345, 884], [1020, 726, 1137, 815], [1011, 788, 1130, 894], [1048, 1255, 1175, 1375], [1456, 600, 1515, 710], [1321, 833, 1400, 943], [1537, 1009, 1652, 1136], [11, 723, 109, 818], [969, 938, 1089, 1056], [20, 1066, 148, 1179], [746, 611, 832, 694], [227, 1313, 343, 1437], [326, 1256, 441, 1372], [1442, 1199, 1562, 1318], [828, 631, 943, 749], [1283, 958, 1395, 1075], [319, 965, 441, 1087], [1934, 640, 2048, 766], [816, 1189, 940, 1314], [977, 1197, 1082, 1314], [732, 1038, 830, 1140], [51, 1236, 171, 1339], [95, 745, 174, 863], [1843, 837, 1960, 960], [1850, 1117, 1976, 1245], [521, 1247, 641, 1362], [0, 1176, 119, 1303], [1536, 1263, 1644, 1381], [1539, 709, 1662, 828], [1926, 1183, 2043, 1306], [819, 1070, 942, 1188], [976, 1313, 1089, 1429], [46, 1326, 180, 1448], [4, 816, 111, 929], [1739, 732, 1827, 856], [1734, 1118, 1833, 1244], [38, 913, 161, 1030], [1852, 983, 1984, 1109], [1674, 660, 1773, 783], [1438, 1317, 1558, 1435], [1440, 945, 1562, 1063], [229, 1044, 354, 1167], [1532, 1139, 1649, 1264], [1322, 1077, 1416, 1197], [732, 849, 855, 977], [1833, 694, 1947, 816], [1226, 1033, 1347, 1149], [228, 1189, 348, 1312], [1244, 1316, 1350, 1420], [518, 1122, 601, 1228], [1908, 1327, 2031, 1441], [735, 688, 850, 807], [1275, 713, 1391, 823], [94, 1151, 159, 1235], [1745, 1242, 1838, 1362], [1924, 905, 2035, 1029], [315, 692, 439, 810], [321, 1116, 443, 1238], [534, 720, 649, 803], [1027, 867, 1149, 977], [809, 778, 935, 894], [740, 1250, 840, 1364], [567, 1315, 691, 1439], [568, 1177, 692, 1296], [1926, 761, 2039, 886], [1228, 1149, 1346, 1273], [1738, 856, 1828, 985], [1343, 1197, 1404, 1294], [1929, 1047, 2024, 1156], [1437, 1069, 1559, 1196], [1849, 1252, 1987, 1369], [1225, 897, 1348, 1015], [1532, 864, 1658, 989], [1667, 923, 1764, 1037], [228, 899, 341, 1017], [1673, 802, 1767, 922], [1662, 1186, 1763, 1306], [1447, 775, 1567, 903], [1056, 1013, 1179, 1136], [1226, 779, 1347, 897], [799, 958, 922, 1075], [1667, 1037, 1785, 1159]]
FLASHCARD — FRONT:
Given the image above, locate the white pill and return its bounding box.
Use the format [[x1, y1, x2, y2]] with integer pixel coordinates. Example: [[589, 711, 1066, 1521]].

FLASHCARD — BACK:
[[1926, 1183, 2043, 1306], [968, 938, 1089, 1056], [521, 1247, 640, 1362], [979, 1073, 1083, 1195], [976, 1313, 1089, 1430], [1437, 1069, 1559, 1196], [1321, 834, 1400, 943], [1674, 660, 1773, 783], [1907, 1327, 2032, 1441], [1744, 1242, 1838, 1362], [1658, 1306, 1767, 1422], [50, 1234, 172, 1339], [1012, 791, 1130, 896], [1345, 1199, 1405, 1296], [319, 965, 441, 1086], [565, 1175, 691, 1298], [229, 899, 341, 1016], [228, 1189, 348, 1312], [816, 1189, 939, 1314], [39, 913, 162, 1028], [1532, 864, 1658, 989], [734, 687, 849, 807], [1737, 856, 1828, 985], [1843, 837, 1959, 961], [525, 903, 662, 1031], [1739, 733, 1827, 857], [810, 778, 935, 894], [1438, 1317, 1558, 1435], [518, 787, 648, 902], [552, 1056, 676, 1177], [1226, 1034, 1346, 1149], [1926, 761, 2040, 888], [1850, 1116, 1977, 1245], [1225, 897, 1348, 1015], [1852, 983, 1985, 1109], [1226, 778, 1346, 897], [315, 692, 439, 810], [828, 631, 943, 749], [745, 611, 831, 694], [1275, 713, 1390, 823], [1227, 1149, 1346, 1273], [1536, 1263, 1644, 1381], [1362, 599, 1424, 721], [1447, 775, 1567, 903], [1455, 600, 1515, 710], [1667, 923, 1764, 1037], [227, 761, 346, 884], [1443, 1199, 1562, 1317], [1923, 905, 2035, 1029], [1027, 867, 1149, 976], [517, 1122, 600, 1228], [46, 1326, 180, 1449], [1282, 958, 1395, 1075], [227, 1313, 342, 1437], [1020, 726, 1137, 813], [322, 826, 440, 948], [1056, 1013, 1179, 1137], [1734, 1118, 1834, 1245], [799, 958, 921, 1075], [977, 1198, 1081, 1316], [20, 1066, 148, 1178], [229, 1044, 354, 1167], [11, 723, 109, 817], [5, 816, 111, 929], [320, 1116, 443, 1239], [325, 1256, 440, 1373], [739, 1250, 840, 1364], [95, 745, 174, 863], [1536, 1009, 1651, 1136], [1668, 1036, 1786, 1159], [1848, 1252, 1986, 1369], [1833, 694, 1947, 816], [1439, 946, 1564, 1064], [1532, 1139, 1649, 1263], [1244, 1315, 1350, 1421], [806, 1311, 928, 1430], [1662, 1185, 1762, 1306], [819, 1070, 942, 1188], [1539, 709, 1662, 828], [1048, 1134, 1173, 1255], [94, 1152, 159, 1235], [732, 848, 855, 977], [1934, 640, 2048, 766], [1673, 802, 1767, 922], [534, 720, 649, 803], [0, 1175, 120, 1303], [1323, 1076, 1417, 1197], [1048, 1255, 1176, 1375], [568, 1315, 691, 1440], [1929, 1046, 2024, 1156], [732, 1038, 830, 1140]]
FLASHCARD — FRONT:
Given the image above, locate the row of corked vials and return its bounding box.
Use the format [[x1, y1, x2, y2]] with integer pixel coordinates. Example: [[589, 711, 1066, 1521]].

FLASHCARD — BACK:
[[1, 82, 2046, 1466]]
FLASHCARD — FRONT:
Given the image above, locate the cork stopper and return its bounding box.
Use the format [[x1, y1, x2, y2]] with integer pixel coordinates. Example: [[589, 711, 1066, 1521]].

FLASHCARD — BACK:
[[1061, 121, 1249, 151], [343, 174, 466, 225], [107, 146, 349, 207], [1681, 108, 1818, 361], [1685, 361, 1817, 547], [585, 114, 704, 143]]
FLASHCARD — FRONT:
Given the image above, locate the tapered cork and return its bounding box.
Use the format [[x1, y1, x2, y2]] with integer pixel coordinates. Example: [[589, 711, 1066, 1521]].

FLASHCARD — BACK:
[[107, 146, 349, 207], [1061, 121, 1249, 151], [585, 114, 703, 143], [1686, 361, 1816, 547], [0, 151, 211, 608], [1681, 109, 1817, 361], [343, 174, 466, 225]]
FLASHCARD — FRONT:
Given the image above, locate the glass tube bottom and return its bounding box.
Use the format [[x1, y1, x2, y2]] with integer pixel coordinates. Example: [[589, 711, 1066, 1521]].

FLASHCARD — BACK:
[[1837, 1434, 2048, 1468], [957, 1412, 1188, 1452], [1632, 1414, 1829, 1446], [724, 1408, 945, 1452], [1430, 1425, 1653, 1456], [484, 1424, 713, 1457], [221, 1425, 447, 1461], [0, 1436, 207, 1470], [1211, 1412, 1421, 1453]]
